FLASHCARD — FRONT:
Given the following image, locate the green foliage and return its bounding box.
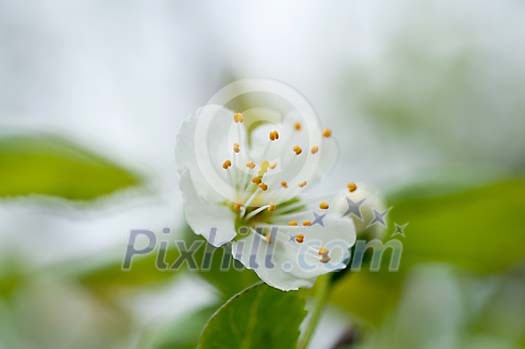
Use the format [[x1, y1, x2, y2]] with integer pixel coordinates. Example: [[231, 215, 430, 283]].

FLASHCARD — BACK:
[[76, 229, 258, 300], [394, 177, 525, 273], [150, 305, 218, 349], [0, 135, 140, 200], [185, 231, 260, 300], [77, 246, 181, 296], [199, 283, 306, 349], [332, 178, 525, 326]]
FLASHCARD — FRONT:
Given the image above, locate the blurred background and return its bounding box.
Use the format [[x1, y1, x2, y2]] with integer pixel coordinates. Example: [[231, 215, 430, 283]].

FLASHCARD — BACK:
[[0, 1, 524, 348]]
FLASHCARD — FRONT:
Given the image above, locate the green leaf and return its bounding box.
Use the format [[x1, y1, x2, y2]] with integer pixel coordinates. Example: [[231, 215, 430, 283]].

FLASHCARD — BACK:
[[75, 227, 256, 299], [331, 178, 525, 326], [199, 283, 306, 349], [76, 246, 181, 295], [331, 269, 405, 327], [0, 135, 140, 200], [392, 177, 525, 273], [150, 305, 218, 349], [183, 231, 259, 300]]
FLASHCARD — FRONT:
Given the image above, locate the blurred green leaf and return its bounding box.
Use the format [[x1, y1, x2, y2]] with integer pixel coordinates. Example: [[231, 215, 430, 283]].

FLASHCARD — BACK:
[[184, 231, 259, 300], [150, 305, 218, 349], [199, 283, 306, 349], [0, 135, 140, 200], [72, 226, 256, 300], [331, 269, 404, 328], [76, 228, 256, 300], [76, 246, 181, 296], [332, 178, 525, 326], [393, 177, 525, 272]]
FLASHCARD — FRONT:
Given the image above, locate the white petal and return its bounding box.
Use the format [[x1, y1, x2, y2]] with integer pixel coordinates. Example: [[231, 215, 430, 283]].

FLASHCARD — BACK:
[[315, 136, 339, 181], [332, 184, 387, 237], [266, 213, 355, 277], [178, 170, 236, 247], [232, 213, 355, 291], [175, 108, 223, 203], [232, 232, 316, 291]]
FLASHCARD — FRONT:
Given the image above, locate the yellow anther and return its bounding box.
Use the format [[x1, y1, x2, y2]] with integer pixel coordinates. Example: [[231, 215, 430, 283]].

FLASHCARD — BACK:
[[311, 146, 319, 154], [281, 181, 288, 188], [258, 182, 269, 191], [295, 234, 304, 243], [320, 202, 329, 210], [322, 128, 332, 138], [233, 201, 243, 212], [268, 202, 276, 212], [293, 146, 303, 155], [298, 181, 307, 188], [320, 255, 331, 263], [269, 130, 280, 141], [269, 162, 277, 170], [246, 161, 256, 169], [303, 220, 312, 226], [222, 160, 232, 169], [347, 182, 357, 193], [318, 247, 329, 256], [233, 143, 240, 153], [265, 232, 273, 244], [251, 177, 262, 184], [288, 220, 298, 226], [233, 112, 244, 123], [294, 122, 302, 131]]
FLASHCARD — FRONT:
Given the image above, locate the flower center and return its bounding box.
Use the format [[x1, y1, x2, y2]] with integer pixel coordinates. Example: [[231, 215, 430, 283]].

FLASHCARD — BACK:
[[216, 112, 339, 264]]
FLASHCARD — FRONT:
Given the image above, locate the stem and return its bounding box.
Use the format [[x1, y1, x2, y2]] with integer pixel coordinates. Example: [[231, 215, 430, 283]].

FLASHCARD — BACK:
[[298, 274, 331, 349]]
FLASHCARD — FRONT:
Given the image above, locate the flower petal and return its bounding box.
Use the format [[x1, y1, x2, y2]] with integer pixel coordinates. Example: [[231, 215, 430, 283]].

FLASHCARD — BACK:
[[231, 232, 316, 291], [176, 107, 224, 203], [232, 213, 355, 290], [332, 184, 387, 237], [179, 170, 236, 247], [315, 136, 339, 181]]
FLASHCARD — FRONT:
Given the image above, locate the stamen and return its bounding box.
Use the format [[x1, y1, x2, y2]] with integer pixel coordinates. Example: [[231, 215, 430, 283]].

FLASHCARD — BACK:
[[320, 255, 331, 263], [233, 113, 244, 123], [242, 188, 262, 215], [258, 161, 270, 176], [320, 202, 329, 210], [293, 145, 303, 155], [347, 182, 357, 192], [322, 128, 332, 138], [244, 204, 272, 220], [268, 202, 276, 212], [298, 181, 307, 188], [222, 160, 232, 169], [281, 181, 288, 188], [233, 143, 240, 153], [288, 221, 298, 226], [246, 161, 256, 169], [295, 233, 304, 243], [233, 201, 243, 212], [269, 130, 280, 141], [251, 177, 262, 184], [318, 247, 329, 256], [269, 162, 277, 170], [258, 182, 269, 191], [311, 146, 319, 154], [294, 122, 302, 131], [303, 220, 312, 226]]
